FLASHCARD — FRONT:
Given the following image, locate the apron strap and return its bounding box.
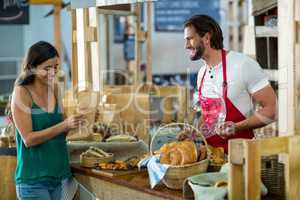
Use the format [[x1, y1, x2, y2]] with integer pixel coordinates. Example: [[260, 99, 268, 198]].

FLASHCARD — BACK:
[[198, 68, 207, 96], [221, 49, 228, 98]]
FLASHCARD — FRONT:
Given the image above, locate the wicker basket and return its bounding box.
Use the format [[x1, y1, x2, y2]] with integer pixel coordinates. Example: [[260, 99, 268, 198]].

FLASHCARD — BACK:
[[150, 123, 210, 190], [80, 153, 114, 168], [261, 155, 285, 198]]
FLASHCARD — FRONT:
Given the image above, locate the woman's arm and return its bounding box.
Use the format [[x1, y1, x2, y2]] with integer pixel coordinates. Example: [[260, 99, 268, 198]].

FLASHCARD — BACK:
[[11, 86, 82, 148]]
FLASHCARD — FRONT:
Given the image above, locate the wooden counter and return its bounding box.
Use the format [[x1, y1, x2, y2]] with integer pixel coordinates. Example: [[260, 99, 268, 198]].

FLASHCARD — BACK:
[[0, 147, 17, 200], [72, 164, 190, 200]]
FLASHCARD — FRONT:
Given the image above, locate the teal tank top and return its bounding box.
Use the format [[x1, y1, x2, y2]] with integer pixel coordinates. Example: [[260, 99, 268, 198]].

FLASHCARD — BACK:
[[15, 101, 71, 184]]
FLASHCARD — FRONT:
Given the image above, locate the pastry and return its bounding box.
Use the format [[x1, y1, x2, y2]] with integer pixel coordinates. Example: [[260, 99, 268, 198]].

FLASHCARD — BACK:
[[214, 180, 228, 187]]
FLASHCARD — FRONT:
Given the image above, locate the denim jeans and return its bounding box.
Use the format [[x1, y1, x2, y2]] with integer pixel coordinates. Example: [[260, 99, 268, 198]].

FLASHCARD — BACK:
[[16, 181, 62, 200]]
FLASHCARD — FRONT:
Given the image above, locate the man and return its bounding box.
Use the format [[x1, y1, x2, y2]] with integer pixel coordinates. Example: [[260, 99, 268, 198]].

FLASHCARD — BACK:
[[184, 15, 277, 153]]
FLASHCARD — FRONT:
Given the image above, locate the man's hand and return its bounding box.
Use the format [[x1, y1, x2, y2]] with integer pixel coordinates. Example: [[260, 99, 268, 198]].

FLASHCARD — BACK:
[[216, 121, 236, 139]]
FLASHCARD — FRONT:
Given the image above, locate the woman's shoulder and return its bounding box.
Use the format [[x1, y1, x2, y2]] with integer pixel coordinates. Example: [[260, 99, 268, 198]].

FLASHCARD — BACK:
[[12, 85, 33, 107]]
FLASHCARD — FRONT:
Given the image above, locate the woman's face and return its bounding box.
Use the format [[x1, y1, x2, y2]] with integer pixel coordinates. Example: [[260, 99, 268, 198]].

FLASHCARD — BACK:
[[35, 57, 59, 85]]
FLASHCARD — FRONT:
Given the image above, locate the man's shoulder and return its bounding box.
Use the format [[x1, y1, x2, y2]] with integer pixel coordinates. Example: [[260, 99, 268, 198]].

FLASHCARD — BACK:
[[228, 51, 258, 67]]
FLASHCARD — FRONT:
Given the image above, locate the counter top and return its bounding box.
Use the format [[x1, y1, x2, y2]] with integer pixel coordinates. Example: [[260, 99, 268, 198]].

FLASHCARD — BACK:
[[71, 164, 189, 200], [0, 147, 16, 156]]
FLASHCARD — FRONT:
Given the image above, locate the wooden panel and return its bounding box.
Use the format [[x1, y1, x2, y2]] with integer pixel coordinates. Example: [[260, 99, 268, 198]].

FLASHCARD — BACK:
[[244, 140, 261, 200], [106, 93, 150, 144], [0, 156, 17, 200], [73, 164, 186, 200], [259, 136, 288, 155]]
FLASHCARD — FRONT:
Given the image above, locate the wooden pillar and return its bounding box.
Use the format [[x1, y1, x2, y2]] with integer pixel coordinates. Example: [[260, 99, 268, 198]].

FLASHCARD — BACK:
[[71, 9, 78, 91], [244, 140, 261, 200], [286, 136, 300, 199], [134, 3, 142, 87], [146, 2, 153, 84], [54, 5, 62, 61], [278, 0, 297, 135]]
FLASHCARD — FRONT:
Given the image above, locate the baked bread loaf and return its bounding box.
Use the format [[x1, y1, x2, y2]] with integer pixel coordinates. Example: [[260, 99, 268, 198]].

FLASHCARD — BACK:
[[159, 140, 198, 166]]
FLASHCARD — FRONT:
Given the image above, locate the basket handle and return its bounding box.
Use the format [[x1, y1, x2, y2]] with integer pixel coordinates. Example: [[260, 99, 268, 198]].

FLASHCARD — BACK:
[[150, 122, 211, 157]]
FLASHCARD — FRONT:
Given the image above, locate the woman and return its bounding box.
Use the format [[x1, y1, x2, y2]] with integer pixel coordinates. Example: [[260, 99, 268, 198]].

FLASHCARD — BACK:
[[11, 41, 84, 200]]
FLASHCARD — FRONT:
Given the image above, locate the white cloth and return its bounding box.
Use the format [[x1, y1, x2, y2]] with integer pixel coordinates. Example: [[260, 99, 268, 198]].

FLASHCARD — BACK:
[[138, 155, 170, 189], [197, 51, 269, 117]]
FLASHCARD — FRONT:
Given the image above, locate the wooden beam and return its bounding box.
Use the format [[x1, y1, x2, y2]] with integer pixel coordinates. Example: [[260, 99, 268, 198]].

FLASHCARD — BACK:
[[146, 1, 153, 84], [97, 9, 136, 16], [244, 140, 261, 200], [29, 0, 61, 5], [255, 26, 278, 38], [259, 137, 289, 155]]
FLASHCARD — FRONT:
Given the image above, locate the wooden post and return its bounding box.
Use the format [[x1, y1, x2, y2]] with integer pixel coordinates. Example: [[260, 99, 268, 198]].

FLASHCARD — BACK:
[[134, 3, 142, 87], [244, 140, 261, 200], [278, 0, 297, 135], [83, 8, 93, 90], [54, 5, 62, 61], [232, 0, 239, 51], [228, 139, 244, 200], [146, 2, 153, 84], [71, 9, 78, 91]]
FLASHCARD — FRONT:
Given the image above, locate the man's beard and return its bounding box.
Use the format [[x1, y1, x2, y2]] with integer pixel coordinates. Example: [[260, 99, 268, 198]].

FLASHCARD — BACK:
[[190, 43, 205, 61]]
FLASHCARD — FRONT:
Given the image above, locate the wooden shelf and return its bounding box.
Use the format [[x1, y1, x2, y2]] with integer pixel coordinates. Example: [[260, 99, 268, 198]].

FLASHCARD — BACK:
[[263, 69, 278, 82], [255, 26, 278, 37]]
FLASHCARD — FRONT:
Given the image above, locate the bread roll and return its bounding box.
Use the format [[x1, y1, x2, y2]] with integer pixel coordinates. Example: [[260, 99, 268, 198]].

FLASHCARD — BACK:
[[159, 140, 198, 165]]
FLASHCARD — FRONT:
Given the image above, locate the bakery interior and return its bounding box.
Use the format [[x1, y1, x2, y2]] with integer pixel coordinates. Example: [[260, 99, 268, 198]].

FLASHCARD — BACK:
[[0, 0, 300, 200]]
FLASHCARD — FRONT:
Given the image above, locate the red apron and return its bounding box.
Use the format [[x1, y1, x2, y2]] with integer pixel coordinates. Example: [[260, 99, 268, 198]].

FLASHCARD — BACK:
[[198, 49, 254, 153]]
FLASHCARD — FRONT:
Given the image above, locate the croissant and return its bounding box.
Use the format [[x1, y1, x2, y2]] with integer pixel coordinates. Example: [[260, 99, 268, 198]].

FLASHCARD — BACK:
[[159, 140, 198, 166]]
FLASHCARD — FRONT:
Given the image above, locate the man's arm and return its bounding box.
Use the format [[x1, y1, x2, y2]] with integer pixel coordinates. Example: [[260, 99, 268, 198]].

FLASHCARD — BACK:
[[235, 85, 277, 131]]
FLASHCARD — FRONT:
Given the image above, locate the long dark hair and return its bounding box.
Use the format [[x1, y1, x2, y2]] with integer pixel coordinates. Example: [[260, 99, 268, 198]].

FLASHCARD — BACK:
[[184, 15, 223, 50], [16, 41, 59, 86]]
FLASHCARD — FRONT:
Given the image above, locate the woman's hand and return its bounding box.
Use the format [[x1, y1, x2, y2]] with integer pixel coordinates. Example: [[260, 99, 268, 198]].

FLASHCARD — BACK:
[[216, 121, 236, 139], [64, 114, 85, 131]]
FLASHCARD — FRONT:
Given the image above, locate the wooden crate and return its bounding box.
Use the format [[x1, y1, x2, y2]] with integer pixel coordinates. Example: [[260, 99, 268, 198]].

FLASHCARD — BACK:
[[228, 136, 300, 200]]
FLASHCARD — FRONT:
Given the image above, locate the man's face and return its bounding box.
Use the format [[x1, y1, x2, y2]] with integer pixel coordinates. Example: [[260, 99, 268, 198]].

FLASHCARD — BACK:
[[184, 25, 205, 61]]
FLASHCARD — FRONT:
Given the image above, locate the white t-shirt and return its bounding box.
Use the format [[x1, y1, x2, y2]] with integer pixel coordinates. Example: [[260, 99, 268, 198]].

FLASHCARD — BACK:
[[197, 51, 269, 117]]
